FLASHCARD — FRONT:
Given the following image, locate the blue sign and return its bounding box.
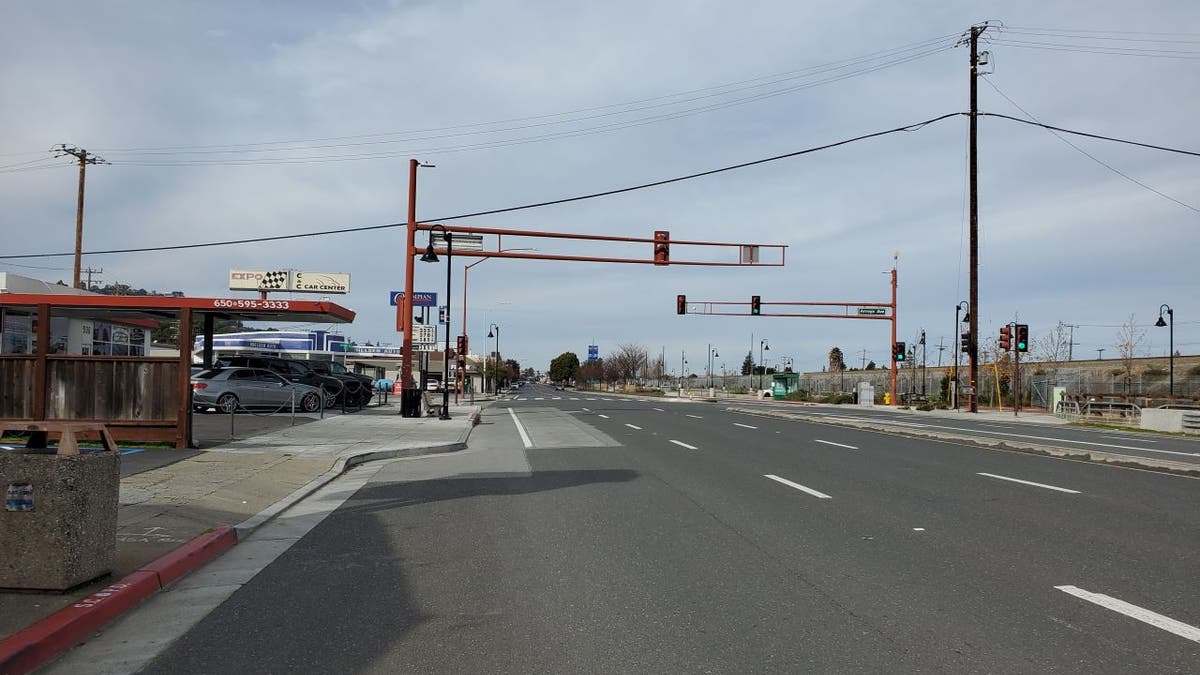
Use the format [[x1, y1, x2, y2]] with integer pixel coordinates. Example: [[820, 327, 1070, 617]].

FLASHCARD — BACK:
[[587, 344, 599, 362], [390, 291, 437, 307]]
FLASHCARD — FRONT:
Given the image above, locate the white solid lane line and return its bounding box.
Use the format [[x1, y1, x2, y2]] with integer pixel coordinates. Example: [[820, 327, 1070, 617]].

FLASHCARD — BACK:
[[1100, 435, 1156, 443], [507, 408, 534, 449], [686, 414, 703, 419], [733, 422, 758, 429], [764, 474, 832, 499], [598, 414, 610, 419], [977, 472, 1079, 494], [1055, 585, 1200, 644], [670, 440, 698, 450], [625, 423, 642, 430], [814, 439, 858, 450], [927, 425, 1195, 457]]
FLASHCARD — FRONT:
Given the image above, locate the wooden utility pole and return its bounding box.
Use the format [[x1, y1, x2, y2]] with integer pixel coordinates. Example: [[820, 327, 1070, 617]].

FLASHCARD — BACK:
[[967, 25, 984, 413], [53, 145, 108, 288]]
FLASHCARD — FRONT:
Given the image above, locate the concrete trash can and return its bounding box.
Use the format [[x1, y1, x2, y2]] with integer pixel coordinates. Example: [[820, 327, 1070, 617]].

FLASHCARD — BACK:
[[1, 437, 119, 591]]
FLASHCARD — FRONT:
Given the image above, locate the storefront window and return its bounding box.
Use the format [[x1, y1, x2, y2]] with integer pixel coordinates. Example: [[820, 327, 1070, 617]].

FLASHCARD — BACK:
[[92, 321, 146, 356], [1, 310, 34, 354]]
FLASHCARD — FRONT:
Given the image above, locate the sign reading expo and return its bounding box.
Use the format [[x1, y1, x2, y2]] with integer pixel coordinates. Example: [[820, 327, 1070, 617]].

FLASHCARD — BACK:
[[229, 270, 350, 294]]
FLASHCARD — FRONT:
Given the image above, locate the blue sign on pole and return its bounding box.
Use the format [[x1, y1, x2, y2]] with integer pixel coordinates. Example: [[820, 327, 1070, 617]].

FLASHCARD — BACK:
[[587, 345, 599, 362], [390, 291, 437, 307]]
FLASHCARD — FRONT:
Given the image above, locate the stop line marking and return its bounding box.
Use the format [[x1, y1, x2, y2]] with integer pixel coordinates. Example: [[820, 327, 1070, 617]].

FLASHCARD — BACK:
[[1055, 585, 1200, 644], [764, 474, 832, 499], [670, 440, 698, 450]]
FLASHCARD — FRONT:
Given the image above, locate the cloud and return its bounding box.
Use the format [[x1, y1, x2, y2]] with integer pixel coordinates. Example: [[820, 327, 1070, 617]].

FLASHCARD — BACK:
[[1, 0, 1197, 373]]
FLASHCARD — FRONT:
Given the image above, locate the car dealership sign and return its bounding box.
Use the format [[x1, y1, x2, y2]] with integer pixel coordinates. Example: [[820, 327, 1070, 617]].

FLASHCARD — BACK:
[[229, 270, 350, 294]]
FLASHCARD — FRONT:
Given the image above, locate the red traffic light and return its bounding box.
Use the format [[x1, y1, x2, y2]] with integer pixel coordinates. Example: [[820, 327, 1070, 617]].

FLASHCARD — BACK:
[[676, 294, 687, 315], [999, 325, 1012, 351], [654, 230, 670, 266]]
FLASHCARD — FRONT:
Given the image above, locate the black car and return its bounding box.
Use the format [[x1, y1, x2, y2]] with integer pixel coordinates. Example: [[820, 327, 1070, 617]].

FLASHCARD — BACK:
[[219, 355, 370, 406], [305, 360, 375, 405]]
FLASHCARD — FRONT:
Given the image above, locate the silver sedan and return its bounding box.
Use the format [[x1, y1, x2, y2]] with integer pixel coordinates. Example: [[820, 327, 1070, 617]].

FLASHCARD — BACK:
[[191, 367, 330, 413]]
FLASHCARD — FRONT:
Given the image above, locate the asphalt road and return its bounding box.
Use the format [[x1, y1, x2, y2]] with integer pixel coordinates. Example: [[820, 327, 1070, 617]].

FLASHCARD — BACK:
[[138, 383, 1198, 673], [733, 397, 1200, 465]]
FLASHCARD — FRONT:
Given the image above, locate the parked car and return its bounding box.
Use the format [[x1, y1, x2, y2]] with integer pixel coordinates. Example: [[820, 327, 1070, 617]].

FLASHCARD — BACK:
[[304, 359, 375, 405], [220, 355, 369, 406], [191, 367, 328, 413]]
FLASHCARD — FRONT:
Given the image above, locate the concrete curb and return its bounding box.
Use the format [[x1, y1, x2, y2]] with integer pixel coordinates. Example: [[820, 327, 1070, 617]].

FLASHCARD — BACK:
[[0, 412, 482, 674], [728, 407, 1200, 478], [0, 527, 237, 675]]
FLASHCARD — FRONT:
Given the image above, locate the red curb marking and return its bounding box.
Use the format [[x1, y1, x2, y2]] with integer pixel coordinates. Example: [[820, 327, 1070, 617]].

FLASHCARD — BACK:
[[0, 526, 238, 675], [138, 526, 237, 588]]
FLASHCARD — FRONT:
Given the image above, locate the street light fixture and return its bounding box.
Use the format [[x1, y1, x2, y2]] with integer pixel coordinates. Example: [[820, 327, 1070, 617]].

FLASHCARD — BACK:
[[487, 323, 500, 394], [420, 224, 452, 420], [759, 339, 770, 391], [1155, 303, 1174, 400]]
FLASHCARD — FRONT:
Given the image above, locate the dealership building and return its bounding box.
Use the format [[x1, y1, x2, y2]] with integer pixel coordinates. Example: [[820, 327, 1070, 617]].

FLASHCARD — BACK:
[[0, 272, 157, 356]]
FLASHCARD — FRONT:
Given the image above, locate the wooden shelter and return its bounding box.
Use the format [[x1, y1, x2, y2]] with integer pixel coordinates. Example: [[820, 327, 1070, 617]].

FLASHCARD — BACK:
[[0, 294, 355, 448]]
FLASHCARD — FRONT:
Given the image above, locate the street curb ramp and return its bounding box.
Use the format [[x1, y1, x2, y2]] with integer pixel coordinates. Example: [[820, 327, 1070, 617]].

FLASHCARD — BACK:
[[0, 412, 479, 675]]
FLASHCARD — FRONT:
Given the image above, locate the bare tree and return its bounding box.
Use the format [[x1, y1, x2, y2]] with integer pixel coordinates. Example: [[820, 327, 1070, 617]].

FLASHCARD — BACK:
[[611, 343, 648, 386], [1034, 322, 1072, 384], [1115, 314, 1146, 395]]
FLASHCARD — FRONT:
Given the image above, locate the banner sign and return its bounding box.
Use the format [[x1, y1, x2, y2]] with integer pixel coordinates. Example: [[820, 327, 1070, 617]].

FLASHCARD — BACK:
[[230, 270, 350, 294]]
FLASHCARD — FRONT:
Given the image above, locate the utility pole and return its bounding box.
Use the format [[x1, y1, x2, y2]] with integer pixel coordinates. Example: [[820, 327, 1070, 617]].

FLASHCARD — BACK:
[[1064, 323, 1079, 361], [967, 24, 984, 413], [53, 145, 108, 289], [859, 348, 868, 370], [82, 267, 103, 292]]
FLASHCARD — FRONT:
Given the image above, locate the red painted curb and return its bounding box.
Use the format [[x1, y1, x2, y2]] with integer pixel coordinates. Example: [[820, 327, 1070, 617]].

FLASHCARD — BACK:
[[0, 570, 159, 675], [0, 526, 238, 675], [139, 526, 238, 588]]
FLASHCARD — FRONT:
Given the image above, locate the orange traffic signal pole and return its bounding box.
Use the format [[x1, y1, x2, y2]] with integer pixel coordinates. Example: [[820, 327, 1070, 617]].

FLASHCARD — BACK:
[[398, 158, 788, 412], [681, 266, 899, 406]]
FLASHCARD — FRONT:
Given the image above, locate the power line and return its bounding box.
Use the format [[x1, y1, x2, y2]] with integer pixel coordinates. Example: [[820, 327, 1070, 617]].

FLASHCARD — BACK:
[[983, 78, 1199, 213], [0, 112, 965, 260], [988, 39, 1200, 60], [104, 45, 953, 167], [981, 113, 1200, 157], [1000, 29, 1200, 45], [75, 33, 961, 157]]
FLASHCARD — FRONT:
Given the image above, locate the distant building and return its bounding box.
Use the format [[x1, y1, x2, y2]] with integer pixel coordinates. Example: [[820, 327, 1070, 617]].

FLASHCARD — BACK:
[[0, 272, 153, 356]]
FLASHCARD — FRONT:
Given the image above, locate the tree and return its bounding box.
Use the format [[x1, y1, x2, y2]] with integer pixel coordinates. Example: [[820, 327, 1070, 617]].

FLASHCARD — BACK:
[[548, 352, 580, 383], [865, 360, 876, 371], [611, 343, 648, 385], [1115, 314, 1146, 395], [578, 358, 604, 387], [1034, 322, 1073, 384], [828, 347, 846, 372], [741, 351, 754, 376]]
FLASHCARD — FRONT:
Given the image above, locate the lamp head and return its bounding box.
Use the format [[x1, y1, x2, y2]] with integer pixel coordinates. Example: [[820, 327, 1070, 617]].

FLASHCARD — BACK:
[[1155, 316, 1168, 328], [420, 241, 439, 263]]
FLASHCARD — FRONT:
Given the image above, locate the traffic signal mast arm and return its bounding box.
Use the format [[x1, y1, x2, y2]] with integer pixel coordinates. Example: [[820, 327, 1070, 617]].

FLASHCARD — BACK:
[[416, 223, 787, 267]]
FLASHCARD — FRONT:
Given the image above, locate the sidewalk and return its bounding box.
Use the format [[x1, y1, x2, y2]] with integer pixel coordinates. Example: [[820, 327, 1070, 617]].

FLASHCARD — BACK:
[[0, 401, 480, 667]]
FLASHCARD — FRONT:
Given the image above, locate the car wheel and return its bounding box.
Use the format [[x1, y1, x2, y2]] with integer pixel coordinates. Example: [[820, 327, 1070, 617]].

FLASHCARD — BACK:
[[301, 392, 321, 413], [217, 393, 239, 413]]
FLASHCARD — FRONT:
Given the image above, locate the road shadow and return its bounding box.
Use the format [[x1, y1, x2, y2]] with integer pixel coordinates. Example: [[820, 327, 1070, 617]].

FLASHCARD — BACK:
[[139, 468, 637, 675]]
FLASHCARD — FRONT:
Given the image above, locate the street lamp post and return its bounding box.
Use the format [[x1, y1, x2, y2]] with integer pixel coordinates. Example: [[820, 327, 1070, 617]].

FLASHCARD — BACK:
[[1155, 304, 1174, 400], [420, 225, 452, 420], [759, 339, 770, 391], [680, 351, 687, 395], [708, 345, 718, 391], [954, 301, 970, 409], [487, 323, 500, 394]]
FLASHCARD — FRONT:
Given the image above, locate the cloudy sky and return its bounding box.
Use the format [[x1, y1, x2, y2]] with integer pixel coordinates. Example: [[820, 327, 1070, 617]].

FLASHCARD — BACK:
[[2, 1, 1197, 375]]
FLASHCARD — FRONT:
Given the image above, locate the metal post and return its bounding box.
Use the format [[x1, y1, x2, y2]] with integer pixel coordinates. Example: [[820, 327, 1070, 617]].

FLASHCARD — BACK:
[[890, 267, 898, 406], [400, 159, 419, 414]]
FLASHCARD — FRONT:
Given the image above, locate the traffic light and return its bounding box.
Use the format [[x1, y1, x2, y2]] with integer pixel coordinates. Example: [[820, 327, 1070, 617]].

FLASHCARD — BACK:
[[676, 294, 687, 315], [751, 295, 761, 316], [999, 325, 1012, 351], [654, 230, 670, 266], [457, 335, 467, 355], [960, 332, 971, 354], [438, 305, 448, 324], [1015, 324, 1029, 353], [893, 341, 906, 362]]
